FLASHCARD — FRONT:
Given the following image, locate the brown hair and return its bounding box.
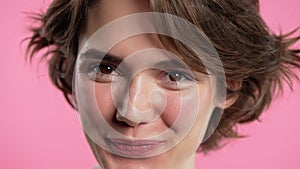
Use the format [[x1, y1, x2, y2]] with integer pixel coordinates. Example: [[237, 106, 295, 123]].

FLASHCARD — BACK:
[[26, 0, 300, 152]]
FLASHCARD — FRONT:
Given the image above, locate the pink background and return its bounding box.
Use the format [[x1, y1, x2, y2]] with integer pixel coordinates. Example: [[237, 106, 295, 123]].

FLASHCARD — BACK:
[[0, 0, 299, 169]]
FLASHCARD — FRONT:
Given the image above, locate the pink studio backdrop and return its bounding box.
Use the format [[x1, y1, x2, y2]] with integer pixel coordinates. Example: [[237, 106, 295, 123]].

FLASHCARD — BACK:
[[0, 0, 299, 169]]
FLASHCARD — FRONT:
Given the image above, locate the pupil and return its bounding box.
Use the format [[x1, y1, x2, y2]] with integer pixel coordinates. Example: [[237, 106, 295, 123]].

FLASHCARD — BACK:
[[99, 64, 113, 74], [169, 72, 182, 81]]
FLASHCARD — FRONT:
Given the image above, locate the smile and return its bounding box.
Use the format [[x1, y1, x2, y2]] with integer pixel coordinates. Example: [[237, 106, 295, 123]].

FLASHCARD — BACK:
[[108, 138, 165, 156]]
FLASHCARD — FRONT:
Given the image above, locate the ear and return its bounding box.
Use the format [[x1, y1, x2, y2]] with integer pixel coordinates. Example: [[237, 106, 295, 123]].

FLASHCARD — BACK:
[[221, 79, 242, 109]]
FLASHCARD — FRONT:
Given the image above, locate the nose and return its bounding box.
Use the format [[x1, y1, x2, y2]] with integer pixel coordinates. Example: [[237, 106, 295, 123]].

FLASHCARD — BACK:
[[130, 73, 152, 111], [115, 72, 160, 126]]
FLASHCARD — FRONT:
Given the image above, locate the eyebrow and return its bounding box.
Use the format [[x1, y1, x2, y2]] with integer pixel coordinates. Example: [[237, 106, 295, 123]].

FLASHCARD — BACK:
[[80, 49, 189, 69], [154, 59, 189, 70], [80, 49, 123, 65]]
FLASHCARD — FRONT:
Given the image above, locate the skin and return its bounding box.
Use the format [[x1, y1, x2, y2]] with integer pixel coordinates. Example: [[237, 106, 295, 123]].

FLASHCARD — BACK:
[[76, 0, 236, 168]]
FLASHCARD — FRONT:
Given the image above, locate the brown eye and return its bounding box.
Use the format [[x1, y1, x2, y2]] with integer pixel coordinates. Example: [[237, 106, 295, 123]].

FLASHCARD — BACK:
[[89, 63, 116, 75], [98, 64, 114, 74], [88, 63, 119, 83]]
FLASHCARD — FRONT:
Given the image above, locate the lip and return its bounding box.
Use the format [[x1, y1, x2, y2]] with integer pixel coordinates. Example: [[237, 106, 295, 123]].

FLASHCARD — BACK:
[[107, 138, 165, 156]]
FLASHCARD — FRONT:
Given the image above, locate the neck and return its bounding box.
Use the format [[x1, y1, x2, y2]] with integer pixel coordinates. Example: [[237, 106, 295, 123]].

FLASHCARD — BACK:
[[172, 153, 196, 169]]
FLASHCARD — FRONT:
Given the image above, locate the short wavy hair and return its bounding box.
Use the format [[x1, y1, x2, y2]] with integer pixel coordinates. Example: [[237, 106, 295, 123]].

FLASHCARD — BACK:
[[26, 0, 300, 152]]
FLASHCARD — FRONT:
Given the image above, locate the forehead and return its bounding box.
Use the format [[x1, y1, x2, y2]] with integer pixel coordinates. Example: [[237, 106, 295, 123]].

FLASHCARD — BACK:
[[79, 0, 159, 58], [78, 0, 220, 77], [81, 0, 150, 40]]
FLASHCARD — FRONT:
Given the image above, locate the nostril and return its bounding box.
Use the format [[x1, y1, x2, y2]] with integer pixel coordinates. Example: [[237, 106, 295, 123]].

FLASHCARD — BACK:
[[115, 112, 140, 127], [112, 116, 133, 127]]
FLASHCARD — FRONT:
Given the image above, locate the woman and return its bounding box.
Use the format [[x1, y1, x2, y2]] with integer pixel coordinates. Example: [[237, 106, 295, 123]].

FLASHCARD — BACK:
[[26, 0, 300, 169]]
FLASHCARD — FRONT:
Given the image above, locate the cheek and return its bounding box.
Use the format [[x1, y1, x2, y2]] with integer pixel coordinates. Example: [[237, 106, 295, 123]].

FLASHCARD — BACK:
[[161, 86, 213, 128], [160, 92, 181, 126], [94, 84, 115, 121]]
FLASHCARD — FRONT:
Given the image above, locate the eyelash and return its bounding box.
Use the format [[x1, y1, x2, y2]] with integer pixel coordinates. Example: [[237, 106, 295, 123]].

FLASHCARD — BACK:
[[157, 70, 196, 89], [87, 62, 197, 89], [87, 63, 119, 83]]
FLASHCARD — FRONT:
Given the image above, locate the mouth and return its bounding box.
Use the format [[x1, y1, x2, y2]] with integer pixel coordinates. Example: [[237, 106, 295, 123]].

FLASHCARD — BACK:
[[107, 138, 165, 157]]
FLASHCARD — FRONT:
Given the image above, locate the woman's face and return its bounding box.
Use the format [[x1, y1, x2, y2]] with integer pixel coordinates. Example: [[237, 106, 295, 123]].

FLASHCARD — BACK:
[[75, 0, 225, 169]]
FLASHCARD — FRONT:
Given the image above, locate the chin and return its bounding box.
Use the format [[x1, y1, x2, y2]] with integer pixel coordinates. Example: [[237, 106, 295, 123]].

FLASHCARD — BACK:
[[91, 143, 171, 169]]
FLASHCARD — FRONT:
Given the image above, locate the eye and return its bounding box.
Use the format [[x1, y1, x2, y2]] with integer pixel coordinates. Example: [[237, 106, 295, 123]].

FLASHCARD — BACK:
[[88, 63, 119, 83], [96, 64, 114, 74], [166, 71, 186, 82], [158, 70, 196, 90]]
